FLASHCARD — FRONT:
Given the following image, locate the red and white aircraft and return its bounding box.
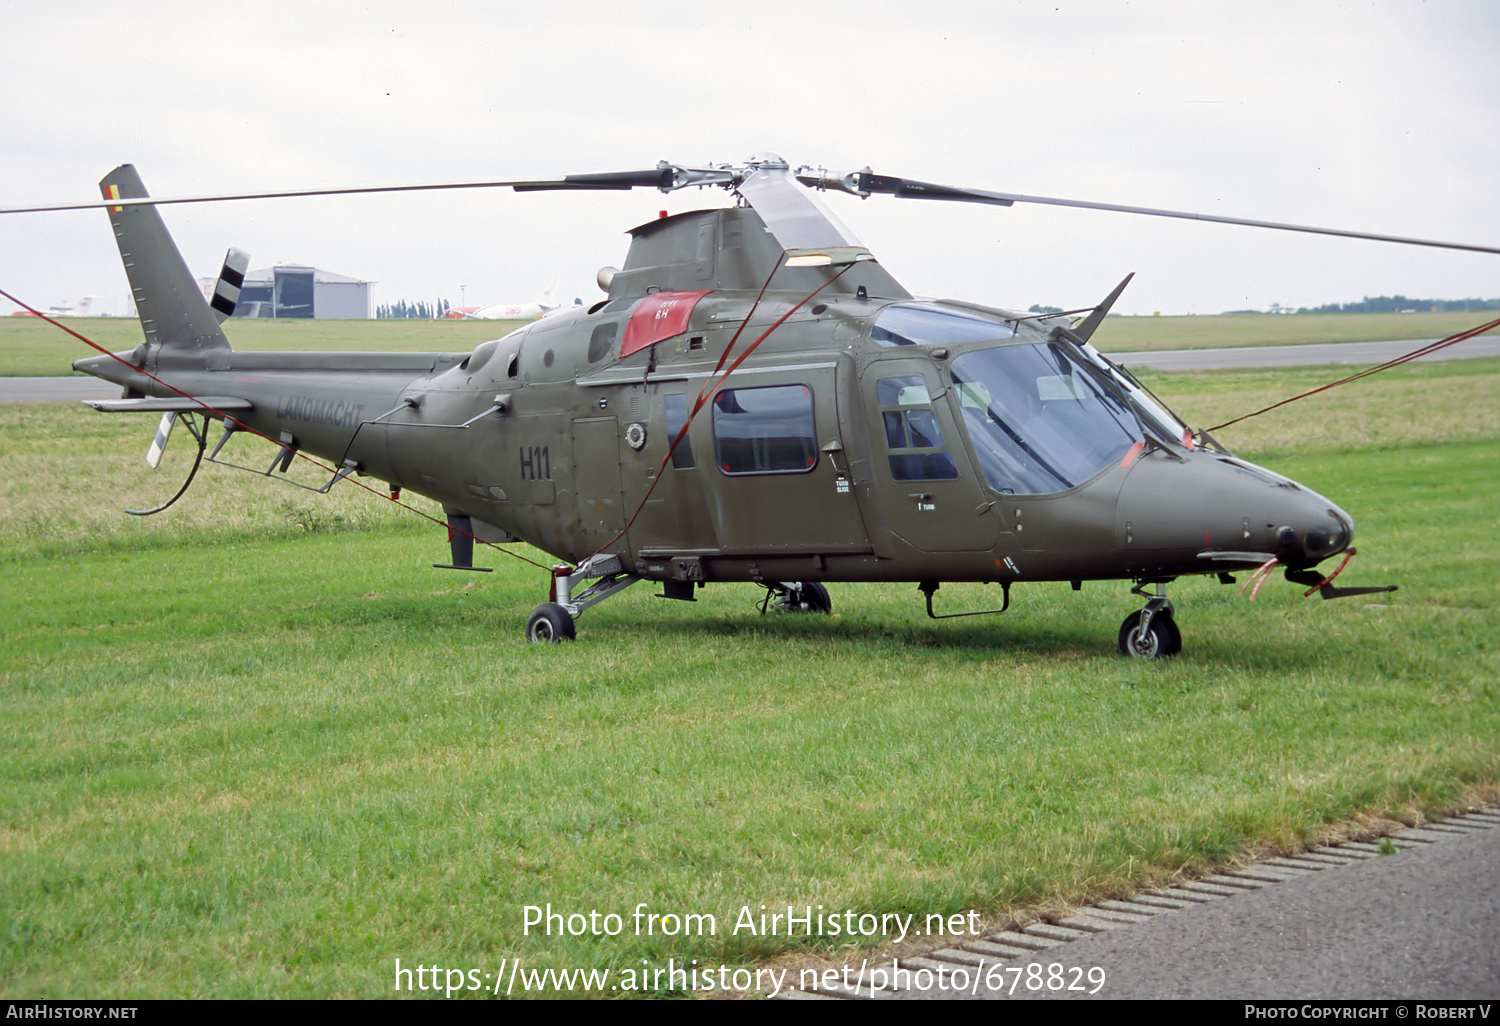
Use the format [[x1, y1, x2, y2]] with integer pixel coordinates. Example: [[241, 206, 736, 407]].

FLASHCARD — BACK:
[[443, 280, 560, 320]]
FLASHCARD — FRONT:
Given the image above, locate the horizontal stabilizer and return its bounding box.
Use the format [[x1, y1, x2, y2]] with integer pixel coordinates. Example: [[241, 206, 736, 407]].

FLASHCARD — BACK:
[[83, 396, 253, 413]]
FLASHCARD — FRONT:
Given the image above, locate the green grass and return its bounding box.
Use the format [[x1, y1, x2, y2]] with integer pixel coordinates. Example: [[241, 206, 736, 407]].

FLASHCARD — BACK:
[[1141, 356, 1500, 456], [0, 317, 529, 377], [1, 361, 1496, 998]]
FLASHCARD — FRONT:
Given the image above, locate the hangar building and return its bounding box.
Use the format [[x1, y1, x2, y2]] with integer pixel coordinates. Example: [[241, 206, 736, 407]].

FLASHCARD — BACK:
[[201, 265, 374, 319]]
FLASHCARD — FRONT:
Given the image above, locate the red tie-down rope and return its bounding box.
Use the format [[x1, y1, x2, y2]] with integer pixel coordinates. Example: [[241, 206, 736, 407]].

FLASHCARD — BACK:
[[1195, 320, 1500, 603], [1238, 557, 1281, 601], [0, 284, 552, 570], [581, 260, 855, 566], [1237, 548, 1360, 601], [1206, 315, 1500, 433]]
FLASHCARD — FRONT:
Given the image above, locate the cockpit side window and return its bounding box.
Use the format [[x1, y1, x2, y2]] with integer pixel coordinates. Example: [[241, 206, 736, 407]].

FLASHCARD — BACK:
[[951, 344, 1141, 495]]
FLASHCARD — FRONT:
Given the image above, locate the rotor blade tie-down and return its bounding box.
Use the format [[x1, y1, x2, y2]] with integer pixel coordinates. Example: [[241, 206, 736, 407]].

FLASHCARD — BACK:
[[569, 256, 784, 569], [582, 260, 854, 566], [1208, 315, 1500, 433], [125, 412, 210, 516]]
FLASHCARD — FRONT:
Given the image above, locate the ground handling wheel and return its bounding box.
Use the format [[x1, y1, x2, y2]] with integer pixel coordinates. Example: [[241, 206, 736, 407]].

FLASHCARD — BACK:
[[1117, 609, 1181, 658], [526, 603, 576, 643], [766, 581, 832, 614], [789, 581, 832, 614]]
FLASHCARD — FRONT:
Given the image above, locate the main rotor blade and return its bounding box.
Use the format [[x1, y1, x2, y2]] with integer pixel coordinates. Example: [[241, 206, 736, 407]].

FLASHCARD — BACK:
[[0, 169, 674, 215], [12, 157, 1498, 259], [853, 172, 1500, 256], [512, 168, 674, 192], [859, 173, 1016, 206]]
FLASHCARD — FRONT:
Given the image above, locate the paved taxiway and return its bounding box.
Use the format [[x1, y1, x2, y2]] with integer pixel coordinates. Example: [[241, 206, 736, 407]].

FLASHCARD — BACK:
[[1113, 335, 1500, 371]]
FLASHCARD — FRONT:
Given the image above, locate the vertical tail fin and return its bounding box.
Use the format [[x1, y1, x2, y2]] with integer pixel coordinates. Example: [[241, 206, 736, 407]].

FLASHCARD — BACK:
[[537, 275, 558, 311], [100, 165, 230, 353]]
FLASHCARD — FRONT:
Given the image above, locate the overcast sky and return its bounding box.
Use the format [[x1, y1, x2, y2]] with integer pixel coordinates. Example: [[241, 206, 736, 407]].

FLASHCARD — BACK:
[[2, 0, 1497, 322]]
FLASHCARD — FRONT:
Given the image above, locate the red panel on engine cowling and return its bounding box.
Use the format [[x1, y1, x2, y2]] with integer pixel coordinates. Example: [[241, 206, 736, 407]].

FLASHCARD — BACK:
[[619, 290, 712, 358]]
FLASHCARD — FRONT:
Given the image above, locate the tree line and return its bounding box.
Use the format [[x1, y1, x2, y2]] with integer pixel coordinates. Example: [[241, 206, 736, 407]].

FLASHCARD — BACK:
[[1294, 295, 1500, 314], [377, 299, 451, 319]]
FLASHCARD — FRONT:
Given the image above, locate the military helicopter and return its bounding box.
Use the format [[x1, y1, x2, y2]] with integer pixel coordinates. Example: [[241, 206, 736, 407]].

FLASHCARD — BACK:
[[11, 153, 1495, 656]]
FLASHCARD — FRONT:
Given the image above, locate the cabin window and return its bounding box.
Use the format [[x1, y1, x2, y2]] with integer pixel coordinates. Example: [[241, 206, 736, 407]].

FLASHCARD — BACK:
[[664, 393, 695, 469], [876, 375, 958, 481], [712, 385, 817, 475]]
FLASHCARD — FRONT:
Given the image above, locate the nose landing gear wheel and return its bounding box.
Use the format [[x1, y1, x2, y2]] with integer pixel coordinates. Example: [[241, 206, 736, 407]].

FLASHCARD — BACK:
[[1118, 610, 1181, 658], [527, 603, 576, 643]]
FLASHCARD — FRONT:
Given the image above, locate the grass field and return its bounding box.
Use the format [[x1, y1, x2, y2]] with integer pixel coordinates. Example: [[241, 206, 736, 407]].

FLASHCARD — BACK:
[[1, 344, 1496, 997], [1089, 309, 1500, 352], [2, 309, 1497, 376], [0, 317, 529, 377]]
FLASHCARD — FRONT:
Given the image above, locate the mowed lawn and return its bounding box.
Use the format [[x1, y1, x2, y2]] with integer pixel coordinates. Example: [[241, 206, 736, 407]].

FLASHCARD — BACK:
[[0, 317, 527, 377], [0, 349, 1496, 997]]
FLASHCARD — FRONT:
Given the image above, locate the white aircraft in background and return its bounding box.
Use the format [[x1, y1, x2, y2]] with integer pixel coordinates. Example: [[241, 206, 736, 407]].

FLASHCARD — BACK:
[[10, 296, 96, 317], [443, 279, 567, 320]]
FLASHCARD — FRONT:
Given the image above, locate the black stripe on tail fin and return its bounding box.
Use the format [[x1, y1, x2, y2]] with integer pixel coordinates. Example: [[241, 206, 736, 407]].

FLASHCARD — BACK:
[[99, 165, 231, 354]]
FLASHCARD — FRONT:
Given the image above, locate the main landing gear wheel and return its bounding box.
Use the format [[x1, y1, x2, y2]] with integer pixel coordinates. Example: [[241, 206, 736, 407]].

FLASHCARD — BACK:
[[1117, 610, 1181, 658], [766, 581, 832, 614], [526, 603, 576, 643]]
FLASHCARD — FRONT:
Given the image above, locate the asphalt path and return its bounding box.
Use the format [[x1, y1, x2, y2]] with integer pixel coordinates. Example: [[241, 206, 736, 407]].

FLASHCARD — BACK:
[[0, 374, 119, 402], [1112, 335, 1500, 371], [888, 819, 1500, 1001], [4, 336, 1498, 404]]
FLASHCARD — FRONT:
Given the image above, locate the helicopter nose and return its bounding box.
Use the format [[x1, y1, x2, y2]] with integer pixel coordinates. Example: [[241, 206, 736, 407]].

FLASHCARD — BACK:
[[1115, 452, 1355, 571], [1275, 508, 1354, 567]]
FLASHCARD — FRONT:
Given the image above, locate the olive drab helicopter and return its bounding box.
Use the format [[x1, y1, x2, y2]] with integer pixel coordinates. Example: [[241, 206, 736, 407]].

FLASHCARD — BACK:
[[12, 153, 1497, 655]]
